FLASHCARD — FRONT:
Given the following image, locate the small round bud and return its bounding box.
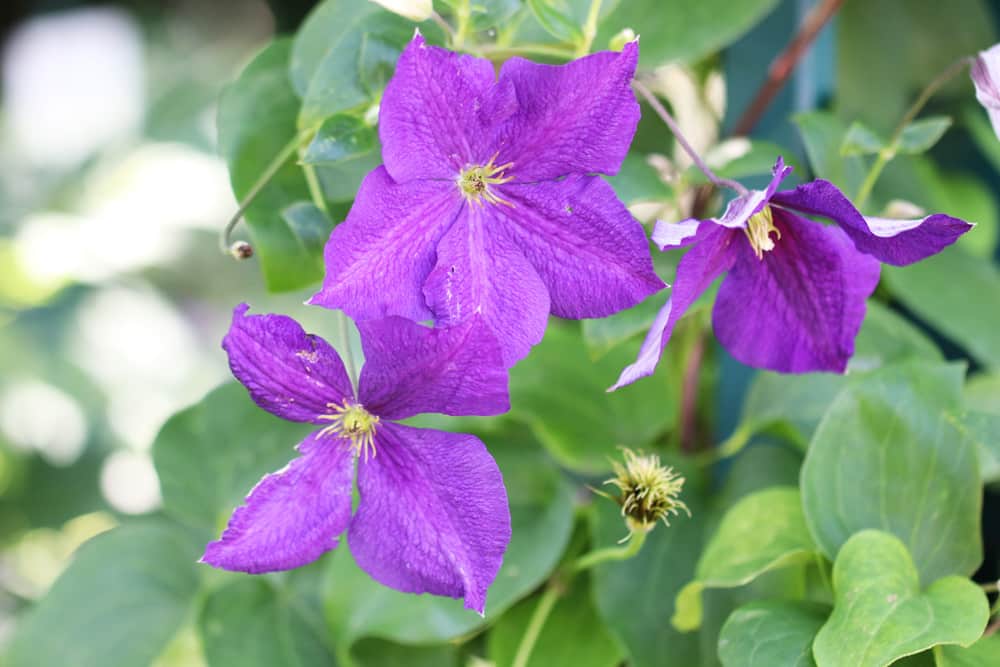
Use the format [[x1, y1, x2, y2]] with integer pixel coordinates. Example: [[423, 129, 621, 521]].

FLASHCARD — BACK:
[[609, 28, 637, 52], [229, 241, 253, 260], [604, 448, 690, 537]]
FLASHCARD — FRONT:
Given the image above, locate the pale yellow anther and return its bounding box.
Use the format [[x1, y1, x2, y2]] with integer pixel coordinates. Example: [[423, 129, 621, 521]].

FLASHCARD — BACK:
[[744, 205, 781, 260], [317, 400, 380, 461], [457, 152, 515, 207]]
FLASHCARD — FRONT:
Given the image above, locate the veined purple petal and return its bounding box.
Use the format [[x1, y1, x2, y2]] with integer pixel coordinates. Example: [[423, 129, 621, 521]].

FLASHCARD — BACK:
[[357, 316, 509, 420], [309, 166, 462, 321], [708, 157, 792, 230], [500, 175, 665, 319], [423, 205, 550, 367], [611, 223, 736, 390], [494, 42, 639, 181], [202, 431, 354, 573], [349, 422, 510, 615], [712, 209, 881, 373], [379, 34, 514, 182], [771, 179, 973, 266], [972, 44, 1000, 139], [222, 304, 353, 422]]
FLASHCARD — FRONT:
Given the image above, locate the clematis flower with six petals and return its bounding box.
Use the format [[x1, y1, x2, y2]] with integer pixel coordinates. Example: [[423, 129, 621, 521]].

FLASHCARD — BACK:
[[201, 304, 512, 614], [309, 34, 665, 366], [612, 158, 973, 388]]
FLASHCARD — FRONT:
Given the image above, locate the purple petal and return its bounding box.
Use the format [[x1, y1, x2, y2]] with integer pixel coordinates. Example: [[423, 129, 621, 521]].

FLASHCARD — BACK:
[[422, 205, 550, 367], [771, 179, 973, 266], [379, 34, 514, 183], [707, 157, 792, 230], [202, 431, 354, 573], [611, 223, 736, 390], [349, 422, 510, 614], [309, 166, 462, 321], [712, 209, 881, 374], [494, 43, 639, 181], [357, 316, 509, 420], [500, 175, 665, 319], [222, 304, 353, 423], [652, 218, 703, 249], [973, 44, 1000, 139]]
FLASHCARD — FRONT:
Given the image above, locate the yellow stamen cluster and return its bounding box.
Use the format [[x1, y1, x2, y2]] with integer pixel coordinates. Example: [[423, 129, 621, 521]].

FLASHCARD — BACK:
[[604, 448, 690, 539], [317, 400, 380, 461], [457, 152, 514, 207], [744, 205, 781, 260]]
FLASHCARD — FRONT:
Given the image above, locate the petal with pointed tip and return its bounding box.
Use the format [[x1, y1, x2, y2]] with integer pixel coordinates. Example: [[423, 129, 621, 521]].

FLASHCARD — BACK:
[[223, 304, 353, 422], [349, 422, 510, 614], [202, 431, 354, 573]]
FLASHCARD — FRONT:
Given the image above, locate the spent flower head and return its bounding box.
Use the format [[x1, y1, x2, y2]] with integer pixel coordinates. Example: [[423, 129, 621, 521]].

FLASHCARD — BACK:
[[604, 448, 690, 537]]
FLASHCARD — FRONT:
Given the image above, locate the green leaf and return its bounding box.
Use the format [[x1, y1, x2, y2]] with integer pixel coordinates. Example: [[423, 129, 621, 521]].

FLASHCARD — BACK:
[[351, 639, 458, 667], [793, 111, 866, 195], [291, 0, 417, 126], [595, 0, 780, 68], [717, 600, 828, 667], [937, 635, 1000, 666], [152, 382, 312, 531], [836, 0, 995, 132], [509, 320, 674, 473], [813, 530, 988, 667], [581, 291, 665, 358], [605, 153, 672, 207], [850, 300, 944, 371], [801, 361, 982, 586], [589, 462, 705, 667], [674, 487, 818, 632], [217, 39, 319, 292], [897, 116, 953, 154], [281, 202, 335, 259], [300, 114, 377, 164], [198, 579, 334, 667], [841, 121, 886, 156], [526, 0, 584, 42], [322, 426, 575, 644], [964, 104, 1000, 174], [4, 520, 202, 667], [441, 0, 522, 31], [488, 577, 624, 667], [883, 248, 1000, 369]]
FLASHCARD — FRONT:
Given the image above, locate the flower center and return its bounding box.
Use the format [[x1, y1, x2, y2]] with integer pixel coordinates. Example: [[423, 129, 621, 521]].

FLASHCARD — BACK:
[[604, 448, 689, 538], [457, 152, 514, 207], [317, 400, 380, 461], [744, 206, 781, 260]]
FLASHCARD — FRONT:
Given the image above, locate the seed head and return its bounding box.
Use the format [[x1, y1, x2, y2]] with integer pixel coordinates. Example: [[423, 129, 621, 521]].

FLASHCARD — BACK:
[[604, 448, 690, 537]]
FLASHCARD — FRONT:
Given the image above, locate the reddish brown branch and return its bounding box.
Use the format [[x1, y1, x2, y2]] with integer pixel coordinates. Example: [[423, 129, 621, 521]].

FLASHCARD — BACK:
[[732, 0, 846, 136], [679, 332, 706, 453]]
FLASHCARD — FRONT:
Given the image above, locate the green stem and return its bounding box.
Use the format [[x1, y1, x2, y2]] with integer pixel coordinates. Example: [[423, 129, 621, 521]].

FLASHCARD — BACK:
[[301, 162, 328, 215], [572, 529, 647, 572], [219, 126, 317, 254], [981, 580, 999, 594], [512, 585, 561, 667], [854, 57, 971, 209], [452, 0, 472, 49], [576, 0, 603, 57]]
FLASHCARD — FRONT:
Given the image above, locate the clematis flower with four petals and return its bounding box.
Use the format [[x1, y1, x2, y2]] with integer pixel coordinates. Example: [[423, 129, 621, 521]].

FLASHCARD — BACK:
[[612, 158, 973, 389], [201, 304, 512, 614], [309, 34, 665, 366]]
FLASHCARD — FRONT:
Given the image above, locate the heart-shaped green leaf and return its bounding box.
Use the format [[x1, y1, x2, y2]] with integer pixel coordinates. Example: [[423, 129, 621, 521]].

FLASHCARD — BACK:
[[801, 361, 982, 585], [718, 600, 829, 667], [674, 487, 818, 631], [936, 634, 1000, 666], [812, 530, 988, 667]]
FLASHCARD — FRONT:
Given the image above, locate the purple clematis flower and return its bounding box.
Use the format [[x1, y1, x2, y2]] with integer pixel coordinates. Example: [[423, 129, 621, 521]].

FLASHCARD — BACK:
[[972, 43, 1000, 140], [612, 158, 973, 388], [201, 304, 511, 614], [308, 34, 664, 366]]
